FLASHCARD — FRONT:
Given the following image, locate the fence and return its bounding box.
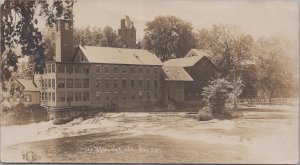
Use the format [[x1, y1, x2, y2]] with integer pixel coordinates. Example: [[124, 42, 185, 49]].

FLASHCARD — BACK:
[[237, 98, 291, 105]]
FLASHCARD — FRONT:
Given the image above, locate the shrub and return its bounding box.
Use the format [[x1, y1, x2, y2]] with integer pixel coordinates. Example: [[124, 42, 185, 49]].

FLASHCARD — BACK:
[[197, 107, 213, 121], [202, 77, 243, 115]]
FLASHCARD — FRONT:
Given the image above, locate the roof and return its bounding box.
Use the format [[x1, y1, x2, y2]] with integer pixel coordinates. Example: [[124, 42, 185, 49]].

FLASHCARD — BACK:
[[16, 79, 39, 92], [162, 66, 193, 81], [79, 46, 163, 66], [163, 49, 211, 67]]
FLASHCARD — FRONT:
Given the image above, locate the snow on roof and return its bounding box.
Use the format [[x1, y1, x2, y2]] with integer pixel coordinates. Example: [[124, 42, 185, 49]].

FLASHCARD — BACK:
[[79, 46, 163, 66], [162, 66, 193, 81], [163, 49, 210, 67], [16, 79, 39, 92]]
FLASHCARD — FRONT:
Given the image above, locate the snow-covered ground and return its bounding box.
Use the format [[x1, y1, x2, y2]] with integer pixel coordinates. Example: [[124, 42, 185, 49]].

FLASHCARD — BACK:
[[1, 103, 299, 163]]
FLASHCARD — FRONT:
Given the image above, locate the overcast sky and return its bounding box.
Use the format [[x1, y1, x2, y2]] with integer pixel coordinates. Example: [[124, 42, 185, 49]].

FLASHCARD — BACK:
[[73, 0, 299, 43]]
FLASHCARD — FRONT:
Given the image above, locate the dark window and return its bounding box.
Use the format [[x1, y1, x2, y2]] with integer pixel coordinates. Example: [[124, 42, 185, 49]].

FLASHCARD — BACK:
[[52, 64, 56, 72], [105, 66, 109, 74], [66, 92, 73, 101], [52, 79, 55, 88], [146, 68, 150, 74], [45, 92, 48, 101], [154, 92, 158, 98], [47, 64, 51, 73], [105, 79, 109, 88], [154, 80, 158, 89], [75, 79, 82, 88], [57, 92, 65, 102], [96, 79, 100, 88], [57, 64, 65, 73], [75, 92, 82, 101], [52, 92, 55, 101], [139, 79, 143, 88], [96, 92, 101, 100], [48, 79, 51, 88], [75, 64, 83, 73], [83, 92, 89, 101], [147, 80, 150, 90], [45, 79, 48, 88], [122, 79, 127, 88], [154, 67, 158, 74], [147, 92, 151, 99], [66, 64, 73, 73], [57, 79, 65, 88], [114, 66, 118, 73], [131, 79, 135, 87], [131, 67, 135, 73], [84, 65, 89, 73], [114, 79, 118, 88], [139, 67, 143, 74], [41, 79, 44, 88], [66, 79, 73, 88], [83, 79, 89, 88], [122, 66, 126, 73], [122, 92, 127, 100], [96, 65, 101, 74], [105, 92, 110, 100]]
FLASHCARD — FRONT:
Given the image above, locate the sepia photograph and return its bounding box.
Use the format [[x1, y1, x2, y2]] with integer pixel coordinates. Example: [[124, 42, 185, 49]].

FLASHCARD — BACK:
[[0, 0, 299, 164]]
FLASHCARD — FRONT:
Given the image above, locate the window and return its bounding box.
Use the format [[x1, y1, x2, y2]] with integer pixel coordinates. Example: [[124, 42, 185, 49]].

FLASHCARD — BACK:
[[47, 64, 51, 73], [104, 66, 109, 74], [44, 79, 47, 88], [57, 92, 65, 102], [66, 79, 73, 88], [83, 65, 89, 73], [75, 64, 83, 73], [105, 79, 109, 89], [52, 79, 55, 88], [52, 64, 55, 72], [131, 79, 135, 87], [147, 67, 150, 74], [114, 66, 118, 73], [57, 79, 65, 88], [57, 64, 65, 73], [122, 79, 127, 88], [139, 79, 143, 88], [96, 65, 101, 74], [48, 79, 51, 88], [65, 22, 69, 30], [147, 92, 151, 99], [147, 79, 150, 90], [122, 92, 127, 100], [75, 79, 82, 88], [96, 92, 101, 100], [41, 92, 44, 101], [154, 67, 158, 74], [139, 67, 143, 74], [154, 92, 158, 98], [114, 79, 118, 88], [52, 92, 55, 101], [105, 92, 110, 100], [83, 79, 89, 88], [66, 92, 73, 101], [131, 67, 135, 73], [114, 92, 118, 100], [122, 66, 126, 73], [96, 79, 101, 88], [131, 92, 135, 99], [45, 92, 48, 101], [66, 64, 73, 73], [75, 92, 82, 101], [83, 92, 89, 101], [154, 80, 158, 89], [24, 94, 32, 102], [41, 79, 44, 88], [45, 65, 47, 73], [139, 92, 143, 100], [49, 93, 51, 101]]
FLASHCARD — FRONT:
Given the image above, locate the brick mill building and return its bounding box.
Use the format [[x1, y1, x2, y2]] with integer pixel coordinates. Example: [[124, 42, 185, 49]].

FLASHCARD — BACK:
[[16, 16, 218, 123]]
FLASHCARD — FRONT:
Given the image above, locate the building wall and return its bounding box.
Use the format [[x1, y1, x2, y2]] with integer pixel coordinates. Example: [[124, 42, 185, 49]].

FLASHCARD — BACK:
[[89, 63, 162, 108], [118, 22, 136, 48], [23, 91, 40, 106], [184, 57, 218, 101], [55, 20, 74, 62], [167, 81, 185, 102]]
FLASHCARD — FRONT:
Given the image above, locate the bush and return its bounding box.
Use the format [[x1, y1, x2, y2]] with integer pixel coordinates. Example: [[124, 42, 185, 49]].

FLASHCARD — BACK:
[[202, 77, 243, 116], [197, 107, 213, 121]]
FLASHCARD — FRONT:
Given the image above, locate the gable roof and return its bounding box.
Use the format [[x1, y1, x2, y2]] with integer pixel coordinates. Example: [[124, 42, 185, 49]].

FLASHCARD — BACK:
[[78, 46, 162, 66], [163, 49, 212, 67], [16, 79, 39, 92], [162, 66, 193, 81]]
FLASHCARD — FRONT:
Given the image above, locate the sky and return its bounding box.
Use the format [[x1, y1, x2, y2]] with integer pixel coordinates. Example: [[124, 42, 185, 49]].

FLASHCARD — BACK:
[[73, 0, 299, 43]]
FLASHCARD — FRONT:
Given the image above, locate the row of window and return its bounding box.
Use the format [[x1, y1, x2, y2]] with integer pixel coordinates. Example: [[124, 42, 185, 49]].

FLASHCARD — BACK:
[[97, 78, 158, 89], [41, 92, 89, 102], [45, 64, 90, 74], [96, 91, 158, 101], [95, 65, 159, 75], [41, 78, 89, 88]]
